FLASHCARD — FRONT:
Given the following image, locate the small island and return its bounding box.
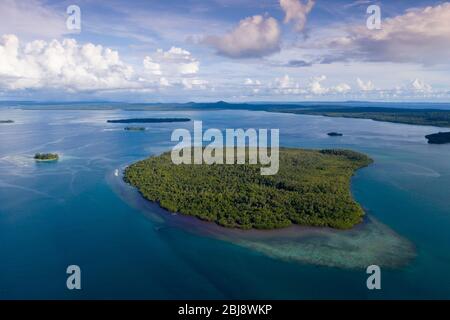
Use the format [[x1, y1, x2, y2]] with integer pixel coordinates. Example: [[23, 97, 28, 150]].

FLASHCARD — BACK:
[[0, 120, 14, 124], [425, 132, 450, 144], [327, 132, 343, 137], [124, 126, 146, 131], [124, 148, 373, 230], [107, 118, 191, 124], [34, 153, 59, 162]]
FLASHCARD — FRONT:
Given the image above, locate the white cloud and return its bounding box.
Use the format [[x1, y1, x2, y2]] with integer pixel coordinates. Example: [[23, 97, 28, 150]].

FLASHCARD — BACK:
[[272, 74, 303, 94], [0, 35, 207, 93], [142, 47, 205, 89], [308, 75, 328, 94], [408, 79, 432, 93], [357, 78, 375, 91], [333, 83, 352, 93], [181, 78, 208, 90], [204, 15, 281, 58], [0, 35, 135, 91], [244, 78, 263, 94], [143, 47, 199, 77], [268, 74, 352, 96], [244, 78, 261, 85], [279, 0, 315, 32], [143, 57, 162, 75]]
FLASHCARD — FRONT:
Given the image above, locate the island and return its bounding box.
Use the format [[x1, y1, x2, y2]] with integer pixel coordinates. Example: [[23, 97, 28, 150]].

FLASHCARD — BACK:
[[425, 132, 450, 144], [327, 132, 343, 137], [124, 126, 146, 131], [278, 107, 450, 128], [124, 148, 373, 230], [34, 153, 59, 162], [0, 120, 14, 123], [107, 118, 190, 124]]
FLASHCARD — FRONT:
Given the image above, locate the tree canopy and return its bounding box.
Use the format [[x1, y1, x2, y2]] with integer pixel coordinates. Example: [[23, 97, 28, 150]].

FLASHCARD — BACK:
[[124, 148, 373, 230]]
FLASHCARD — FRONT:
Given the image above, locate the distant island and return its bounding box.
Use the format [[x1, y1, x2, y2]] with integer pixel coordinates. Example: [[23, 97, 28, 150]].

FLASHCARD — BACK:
[[34, 153, 59, 161], [107, 118, 190, 124], [425, 132, 450, 144], [328, 132, 343, 137], [124, 148, 373, 230], [0, 120, 14, 123], [277, 107, 450, 128], [124, 126, 146, 131]]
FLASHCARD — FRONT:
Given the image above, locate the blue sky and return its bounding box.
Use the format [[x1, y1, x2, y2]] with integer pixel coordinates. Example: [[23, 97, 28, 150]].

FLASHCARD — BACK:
[[1, 0, 450, 102]]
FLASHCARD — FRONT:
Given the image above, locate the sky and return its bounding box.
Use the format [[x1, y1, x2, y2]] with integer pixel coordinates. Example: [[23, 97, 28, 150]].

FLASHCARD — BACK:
[[1, 0, 450, 102]]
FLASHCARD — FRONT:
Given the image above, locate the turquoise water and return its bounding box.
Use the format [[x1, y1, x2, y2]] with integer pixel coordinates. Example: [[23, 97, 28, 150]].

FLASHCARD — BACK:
[[0, 107, 449, 299]]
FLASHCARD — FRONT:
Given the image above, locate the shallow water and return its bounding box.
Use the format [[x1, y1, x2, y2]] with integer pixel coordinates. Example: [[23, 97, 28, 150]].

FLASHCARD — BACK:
[[0, 107, 450, 299]]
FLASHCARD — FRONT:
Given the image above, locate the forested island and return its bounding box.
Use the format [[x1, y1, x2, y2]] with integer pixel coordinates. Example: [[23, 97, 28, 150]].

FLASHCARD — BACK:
[[124, 148, 373, 230], [328, 132, 343, 137], [124, 126, 146, 131], [0, 120, 14, 123], [425, 132, 450, 144], [107, 118, 190, 124], [34, 153, 59, 161]]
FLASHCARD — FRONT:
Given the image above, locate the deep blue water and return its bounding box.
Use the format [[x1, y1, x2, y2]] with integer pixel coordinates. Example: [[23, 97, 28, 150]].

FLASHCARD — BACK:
[[0, 107, 449, 299]]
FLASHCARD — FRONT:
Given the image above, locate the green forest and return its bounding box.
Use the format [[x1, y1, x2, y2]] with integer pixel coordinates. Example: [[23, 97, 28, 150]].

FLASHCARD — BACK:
[[124, 148, 373, 230], [283, 108, 450, 127], [34, 153, 59, 161]]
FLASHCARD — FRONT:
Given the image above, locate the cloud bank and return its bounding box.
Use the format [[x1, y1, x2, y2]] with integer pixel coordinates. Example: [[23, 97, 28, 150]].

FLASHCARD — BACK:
[[0, 35, 135, 91], [0, 35, 206, 93]]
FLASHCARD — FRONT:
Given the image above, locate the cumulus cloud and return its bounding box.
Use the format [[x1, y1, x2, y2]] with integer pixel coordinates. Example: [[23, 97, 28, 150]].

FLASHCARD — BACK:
[[356, 78, 375, 91], [272, 74, 302, 94], [269, 74, 351, 95], [181, 78, 208, 90], [323, 3, 450, 65], [203, 15, 281, 58], [0, 34, 135, 91], [407, 79, 432, 93], [280, 0, 315, 32], [244, 78, 263, 93], [143, 47, 199, 77], [0, 35, 207, 93], [244, 78, 262, 85], [308, 75, 328, 94], [333, 82, 352, 93], [142, 47, 205, 89]]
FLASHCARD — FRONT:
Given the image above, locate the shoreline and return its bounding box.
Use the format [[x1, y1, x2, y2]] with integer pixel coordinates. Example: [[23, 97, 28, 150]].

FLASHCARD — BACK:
[[34, 158, 58, 162], [108, 163, 416, 269]]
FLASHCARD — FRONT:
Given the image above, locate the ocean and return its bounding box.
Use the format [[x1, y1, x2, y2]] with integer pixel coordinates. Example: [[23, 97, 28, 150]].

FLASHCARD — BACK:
[[0, 104, 449, 299]]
